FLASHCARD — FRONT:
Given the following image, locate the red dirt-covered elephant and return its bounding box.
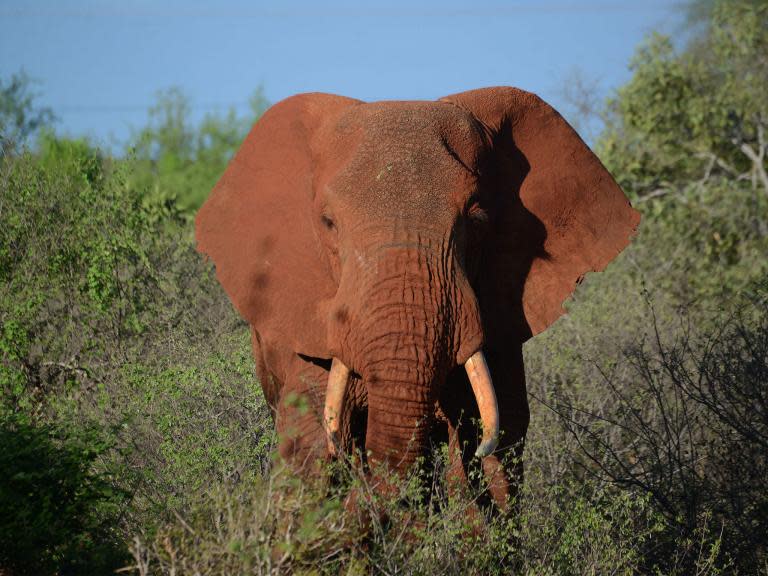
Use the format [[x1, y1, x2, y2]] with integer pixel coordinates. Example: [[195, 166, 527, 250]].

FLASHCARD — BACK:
[[196, 87, 639, 507]]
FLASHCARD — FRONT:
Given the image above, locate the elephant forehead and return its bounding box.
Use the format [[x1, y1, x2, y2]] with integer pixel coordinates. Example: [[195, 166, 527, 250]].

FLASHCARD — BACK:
[[326, 101, 483, 216]]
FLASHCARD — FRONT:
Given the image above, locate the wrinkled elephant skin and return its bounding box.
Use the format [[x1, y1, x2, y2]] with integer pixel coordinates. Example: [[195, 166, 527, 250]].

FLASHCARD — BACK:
[[195, 87, 640, 507]]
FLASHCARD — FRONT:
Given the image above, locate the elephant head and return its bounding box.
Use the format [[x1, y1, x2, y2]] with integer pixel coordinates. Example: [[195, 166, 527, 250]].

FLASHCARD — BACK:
[[196, 87, 639, 481]]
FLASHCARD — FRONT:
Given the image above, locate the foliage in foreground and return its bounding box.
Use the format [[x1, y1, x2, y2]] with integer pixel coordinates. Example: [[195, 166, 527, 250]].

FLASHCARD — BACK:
[[0, 113, 273, 575], [125, 281, 768, 575], [0, 413, 129, 575], [127, 458, 677, 576]]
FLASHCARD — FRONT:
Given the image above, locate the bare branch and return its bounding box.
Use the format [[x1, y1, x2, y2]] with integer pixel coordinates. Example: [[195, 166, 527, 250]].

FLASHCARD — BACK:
[[636, 188, 674, 203], [734, 137, 768, 194]]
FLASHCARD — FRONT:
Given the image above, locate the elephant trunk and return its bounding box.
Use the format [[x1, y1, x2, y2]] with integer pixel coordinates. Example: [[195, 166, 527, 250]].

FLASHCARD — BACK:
[[323, 349, 500, 465], [366, 359, 436, 471], [361, 331, 441, 472], [362, 347, 500, 470], [349, 243, 452, 471], [326, 241, 490, 471], [361, 243, 475, 470]]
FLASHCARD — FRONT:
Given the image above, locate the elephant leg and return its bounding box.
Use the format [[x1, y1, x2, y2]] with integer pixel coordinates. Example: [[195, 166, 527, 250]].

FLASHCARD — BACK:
[[250, 327, 279, 420], [274, 356, 329, 470], [445, 421, 469, 496], [251, 328, 329, 468], [481, 345, 530, 510], [440, 347, 529, 511], [444, 420, 483, 529], [440, 368, 495, 513]]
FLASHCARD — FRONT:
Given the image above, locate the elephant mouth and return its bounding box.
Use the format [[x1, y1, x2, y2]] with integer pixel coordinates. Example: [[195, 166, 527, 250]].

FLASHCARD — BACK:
[[322, 348, 499, 461]]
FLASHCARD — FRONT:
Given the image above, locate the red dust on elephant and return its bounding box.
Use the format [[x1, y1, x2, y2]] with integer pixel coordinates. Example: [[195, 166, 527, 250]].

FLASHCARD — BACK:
[[195, 87, 640, 507]]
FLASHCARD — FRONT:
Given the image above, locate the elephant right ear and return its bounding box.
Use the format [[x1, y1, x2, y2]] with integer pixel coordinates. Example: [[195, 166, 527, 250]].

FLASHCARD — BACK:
[[441, 87, 640, 344], [196, 93, 362, 358]]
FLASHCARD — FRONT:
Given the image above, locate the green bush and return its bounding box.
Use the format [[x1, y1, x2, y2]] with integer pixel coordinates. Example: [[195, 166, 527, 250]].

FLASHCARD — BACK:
[[0, 131, 273, 570], [128, 86, 268, 210], [597, 1, 768, 198], [127, 456, 677, 576], [0, 413, 129, 574], [0, 137, 176, 416], [531, 284, 768, 572]]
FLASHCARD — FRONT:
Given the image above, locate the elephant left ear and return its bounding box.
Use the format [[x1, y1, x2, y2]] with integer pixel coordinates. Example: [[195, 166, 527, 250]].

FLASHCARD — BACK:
[[195, 93, 361, 358], [441, 87, 640, 343]]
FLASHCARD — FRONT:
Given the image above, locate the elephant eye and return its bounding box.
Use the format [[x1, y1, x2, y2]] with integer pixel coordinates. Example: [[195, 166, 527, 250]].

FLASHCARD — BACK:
[[464, 194, 488, 226], [467, 205, 489, 226], [321, 214, 336, 230]]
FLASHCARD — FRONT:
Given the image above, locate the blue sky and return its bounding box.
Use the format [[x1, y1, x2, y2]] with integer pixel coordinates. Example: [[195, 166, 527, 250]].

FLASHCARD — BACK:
[[1, 1, 682, 148]]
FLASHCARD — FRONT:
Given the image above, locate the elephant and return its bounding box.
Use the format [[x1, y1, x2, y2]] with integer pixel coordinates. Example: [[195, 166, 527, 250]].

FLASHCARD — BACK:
[[195, 86, 640, 507]]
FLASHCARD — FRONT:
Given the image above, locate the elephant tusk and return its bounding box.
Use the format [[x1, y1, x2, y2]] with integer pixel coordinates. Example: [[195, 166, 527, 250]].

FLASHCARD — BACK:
[[324, 358, 351, 456], [464, 350, 500, 458]]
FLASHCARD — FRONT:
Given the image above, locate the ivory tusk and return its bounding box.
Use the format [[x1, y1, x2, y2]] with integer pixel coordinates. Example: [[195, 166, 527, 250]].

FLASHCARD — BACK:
[[464, 350, 500, 458], [324, 358, 351, 456]]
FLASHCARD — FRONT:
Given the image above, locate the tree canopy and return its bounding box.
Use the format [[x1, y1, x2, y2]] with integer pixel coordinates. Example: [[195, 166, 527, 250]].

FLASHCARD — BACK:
[[598, 0, 768, 198]]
